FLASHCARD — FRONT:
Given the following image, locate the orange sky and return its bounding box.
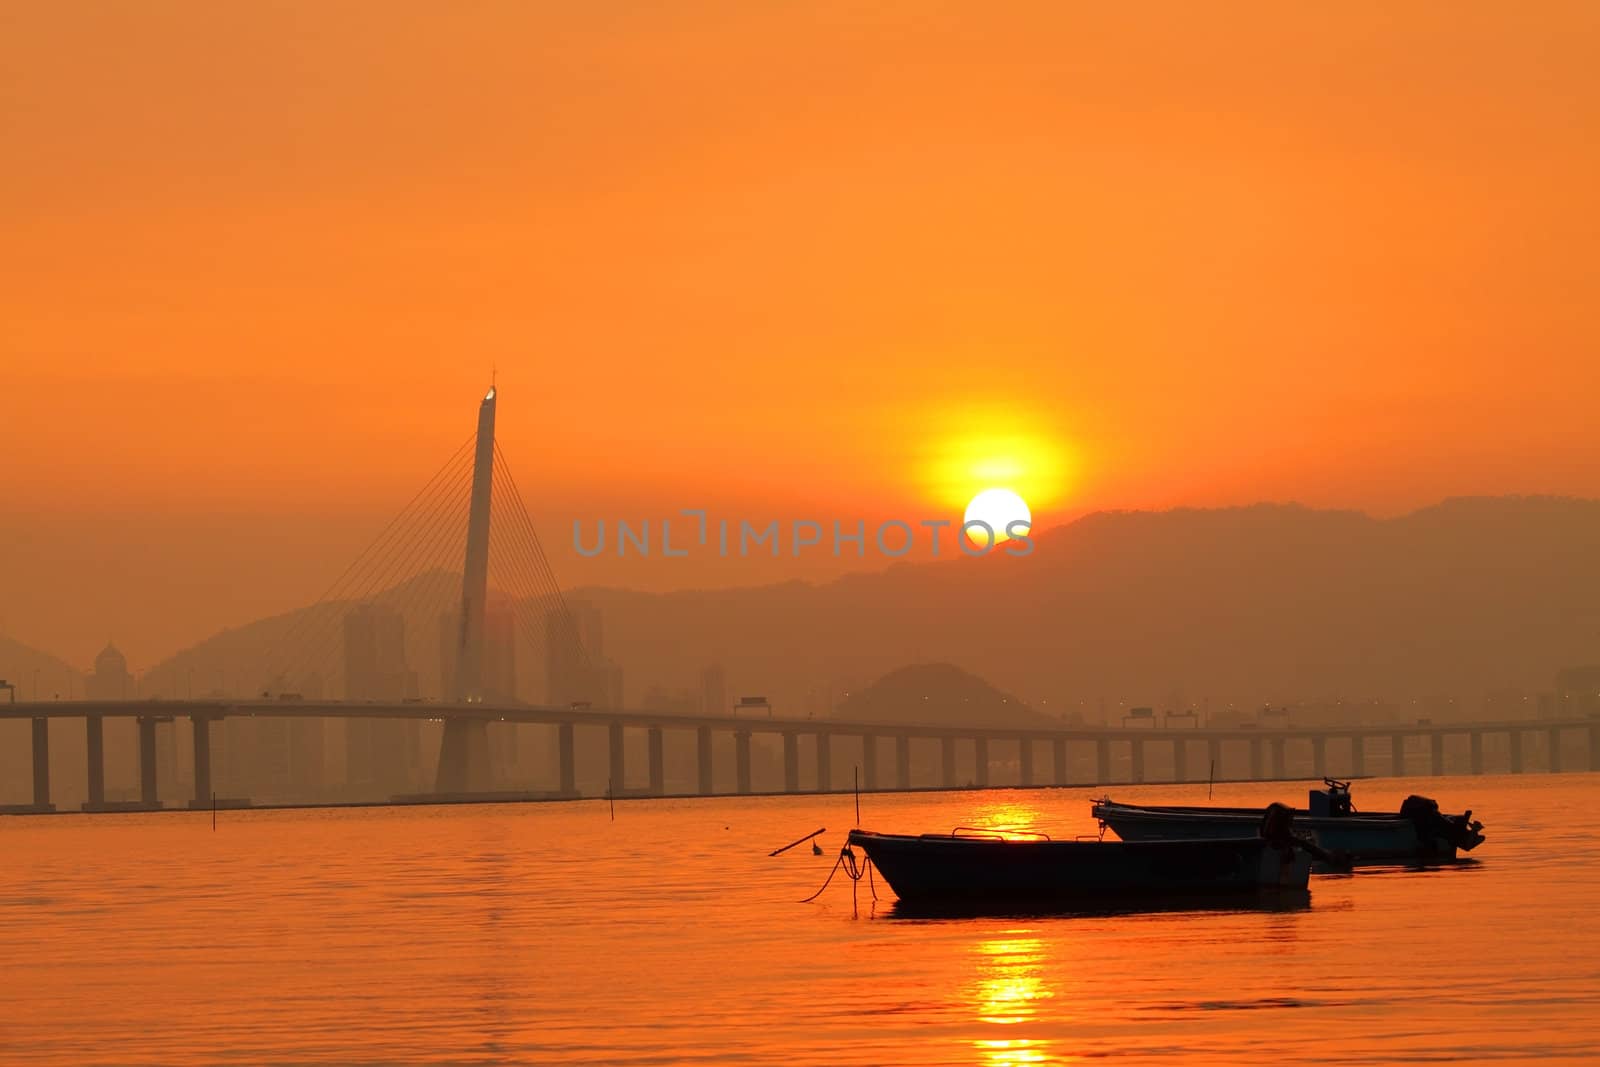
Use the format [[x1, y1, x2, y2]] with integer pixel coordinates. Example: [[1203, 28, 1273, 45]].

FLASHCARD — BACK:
[[3, 2, 1598, 667]]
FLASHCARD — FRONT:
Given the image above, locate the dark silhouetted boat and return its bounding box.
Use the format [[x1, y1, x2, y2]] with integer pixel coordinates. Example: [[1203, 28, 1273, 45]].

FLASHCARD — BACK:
[[1092, 779, 1485, 864], [846, 819, 1312, 905]]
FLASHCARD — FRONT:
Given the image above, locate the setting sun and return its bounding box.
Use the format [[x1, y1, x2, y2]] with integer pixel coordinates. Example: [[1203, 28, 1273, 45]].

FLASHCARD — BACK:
[[965, 487, 1031, 544]]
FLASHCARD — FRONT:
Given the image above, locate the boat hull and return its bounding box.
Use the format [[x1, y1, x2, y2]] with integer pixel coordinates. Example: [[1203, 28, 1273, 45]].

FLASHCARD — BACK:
[[1093, 802, 1458, 862], [847, 830, 1311, 903]]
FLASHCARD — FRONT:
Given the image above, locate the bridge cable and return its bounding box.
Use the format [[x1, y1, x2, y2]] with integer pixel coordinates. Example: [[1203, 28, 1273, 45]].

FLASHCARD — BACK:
[[292, 449, 474, 694], [260, 433, 474, 688]]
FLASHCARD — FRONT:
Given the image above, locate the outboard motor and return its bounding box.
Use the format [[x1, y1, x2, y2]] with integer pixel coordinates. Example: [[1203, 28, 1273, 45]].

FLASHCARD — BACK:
[[1399, 794, 1487, 855], [1308, 778, 1354, 818], [1261, 801, 1348, 869], [1259, 802, 1296, 849]]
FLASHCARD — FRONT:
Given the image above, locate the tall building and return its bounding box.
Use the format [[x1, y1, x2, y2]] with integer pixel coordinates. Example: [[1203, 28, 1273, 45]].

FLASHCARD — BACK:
[[547, 602, 621, 708], [343, 603, 418, 793], [86, 643, 130, 700], [439, 594, 518, 704], [344, 604, 414, 701], [700, 664, 727, 716]]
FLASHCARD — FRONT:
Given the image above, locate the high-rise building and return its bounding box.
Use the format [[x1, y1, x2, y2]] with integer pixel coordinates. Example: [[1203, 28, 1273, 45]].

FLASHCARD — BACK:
[[547, 602, 621, 708], [343, 603, 418, 793], [344, 604, 413, 701], [700, 664, 726, 716], [440, 594, 518, 704]]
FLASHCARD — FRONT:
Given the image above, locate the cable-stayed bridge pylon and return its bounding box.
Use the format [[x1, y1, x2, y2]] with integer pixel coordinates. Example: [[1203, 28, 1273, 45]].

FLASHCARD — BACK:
[[258, 386, 593, 793]]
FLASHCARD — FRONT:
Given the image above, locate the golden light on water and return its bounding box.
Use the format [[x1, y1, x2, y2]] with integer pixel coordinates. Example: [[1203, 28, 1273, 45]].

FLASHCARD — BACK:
[[971, 935, 1062, 1065], [973, 1039, 1053, 1066], [967, 801, 1049, 837]]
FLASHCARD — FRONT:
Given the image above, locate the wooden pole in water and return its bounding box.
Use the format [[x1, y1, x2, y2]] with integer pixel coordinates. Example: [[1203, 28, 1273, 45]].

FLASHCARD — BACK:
[[769, 827, 827, 857], [1208, 760, 1215, 800], [608, 779, 615, 821]]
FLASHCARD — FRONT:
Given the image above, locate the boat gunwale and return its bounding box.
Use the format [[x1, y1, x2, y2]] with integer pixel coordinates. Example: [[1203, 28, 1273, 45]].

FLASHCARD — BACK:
[[1092, 799, 1418, 828]]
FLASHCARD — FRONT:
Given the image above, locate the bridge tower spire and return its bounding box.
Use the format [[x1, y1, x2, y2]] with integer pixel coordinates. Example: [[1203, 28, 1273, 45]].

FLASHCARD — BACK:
[[436, 385, 498, 792], [455, 385, 497, 700]]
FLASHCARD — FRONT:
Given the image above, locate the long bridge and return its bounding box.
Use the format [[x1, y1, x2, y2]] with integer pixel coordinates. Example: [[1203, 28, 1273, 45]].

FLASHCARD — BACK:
[[6, 385, 1596, 813], [2, 696, 1596, 813]]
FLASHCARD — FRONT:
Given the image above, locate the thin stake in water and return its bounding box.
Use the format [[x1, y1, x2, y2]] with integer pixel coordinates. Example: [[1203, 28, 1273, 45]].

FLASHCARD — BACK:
[[769, 827, 826, 857], [1209, 759, 1216, 800], [608, 778, 615, 821]]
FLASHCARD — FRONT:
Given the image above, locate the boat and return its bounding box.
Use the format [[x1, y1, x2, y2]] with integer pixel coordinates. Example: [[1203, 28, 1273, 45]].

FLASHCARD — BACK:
[[846, 815, 1312, 905], [1092, 779, 1485, 864]]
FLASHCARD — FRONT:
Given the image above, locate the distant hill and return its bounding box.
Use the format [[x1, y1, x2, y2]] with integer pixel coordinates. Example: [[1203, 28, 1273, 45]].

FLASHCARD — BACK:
[[97, 496, 1600, 726], [139, 569, 472, 700], [0, 634, 85, 701], [573, 496, 1600, 722], [833, 662, 1054, 729]]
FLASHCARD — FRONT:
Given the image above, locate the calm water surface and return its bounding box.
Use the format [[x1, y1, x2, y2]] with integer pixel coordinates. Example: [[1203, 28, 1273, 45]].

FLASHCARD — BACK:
[[3, 774, 1599, 1065]]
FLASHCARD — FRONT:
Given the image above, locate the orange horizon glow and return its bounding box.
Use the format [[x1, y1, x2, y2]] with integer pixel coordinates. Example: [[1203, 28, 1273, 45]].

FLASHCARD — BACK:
[[3, 2, 1599, 665]]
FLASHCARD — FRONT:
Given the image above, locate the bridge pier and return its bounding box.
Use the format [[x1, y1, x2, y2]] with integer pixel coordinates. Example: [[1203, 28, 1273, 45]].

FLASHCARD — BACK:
[[138, 716, 160, 808], [1095, 738, 1110, 784], [862, 735, 878, 791], [1053, 738, 1067, 785], [191, 716, 212, 807], [558, 723, 576, 796], [1548, 727, 1562, 774], [31, 717, 52, 811], [608, 723, 625, 796], [1019, 739, 1034, 787], [816, 731, 831, 792], [941, 737, 957, 788], [735, 731, 752, 794], [974, 737, 989, 787], [1509, 729, 1524, 774], [1172, 738, 1187, 783], [1390, 734, 1405, 777], [85, 714, 105, 810], [1270, 737, 1286, 779], [784, 733, 800, 793], [1431, 732, 1445, 776], [696, 726, 714, 795], [1470, 732, 1484, 775], [648, 727, 665, 796], [1351, 735, 1365, 777], [435, 720, 490, 794], [1131, 738, 1145, 784], [895, 735, 911, 790], [1311, 736, 1326, 779], [1249, 737, 1263, 780]]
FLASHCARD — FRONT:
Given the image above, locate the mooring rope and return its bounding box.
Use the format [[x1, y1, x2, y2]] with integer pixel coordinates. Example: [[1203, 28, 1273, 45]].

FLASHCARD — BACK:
[[799, 849, 847, 903], [800, 845, 878, 904]]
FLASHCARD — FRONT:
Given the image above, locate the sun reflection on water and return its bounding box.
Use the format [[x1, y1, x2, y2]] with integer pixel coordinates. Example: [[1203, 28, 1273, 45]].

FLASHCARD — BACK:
[[973, 1037, 1052, 1065], [966, 801, 1050, 839], [969, 934, 1066, 1063]]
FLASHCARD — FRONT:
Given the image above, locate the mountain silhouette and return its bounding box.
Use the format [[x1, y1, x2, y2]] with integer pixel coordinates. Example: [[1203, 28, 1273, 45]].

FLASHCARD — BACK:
[[52, 496, 1600, 728], [0, 633, 85, 702], [832, 662, 1055, 729]]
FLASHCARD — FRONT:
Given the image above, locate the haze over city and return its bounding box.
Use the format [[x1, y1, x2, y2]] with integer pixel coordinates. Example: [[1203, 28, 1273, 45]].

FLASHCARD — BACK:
[[4, 5, 1600, 1065], [5, 3, 1599, 674]]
